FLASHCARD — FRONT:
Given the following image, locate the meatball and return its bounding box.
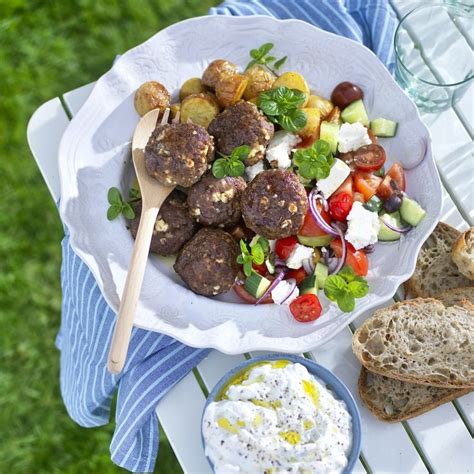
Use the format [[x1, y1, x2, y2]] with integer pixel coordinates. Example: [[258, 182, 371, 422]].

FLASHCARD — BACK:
[[134, 81, 170, 117], [130, 190, 198, 255], [174, 228, 239, 296], [145, 122, 214, 187], [241, 170, 308, 239], [187, 173, 247, 227], [208, 101, 274, 166]]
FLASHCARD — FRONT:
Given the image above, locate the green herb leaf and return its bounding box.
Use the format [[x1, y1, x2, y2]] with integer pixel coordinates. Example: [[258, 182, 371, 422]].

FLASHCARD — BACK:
[[274, 55, 287, 70], [228, 160, 245, 177], [236, 255, 245, 264], [324, 275, 347, 301], [257, 237, 270, 253], [212, 158, 228, 179], [259, 42, 274, 56], [279, 108, 307, 132], [251, 243, 265, 265], [292, 139, 334, 180], [108, 187, 122, 205], [243, 260, 253, 277], [122, 202, 135, 220], [337, 292, 355, 312], [128, 187, 141, 201], [348, 280, 369, 298], [231, 145, 251, 162], [107, 204, 122, 221], [239, 239, 249, 255], [338, 266, 355, 282]]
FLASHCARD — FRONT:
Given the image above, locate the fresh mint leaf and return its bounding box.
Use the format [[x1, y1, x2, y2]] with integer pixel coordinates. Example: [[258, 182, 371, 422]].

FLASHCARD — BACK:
[[292, 139, 334, 181], [239, 239, 249, 255], [259, 42, 274, 56], [212, 158, 227, 179], [243, 261, 253, 277], [122, 202, 135, 220], [107, 204, 122, 221], [274, 56, 287, 70], [108, 187, 122, 205], [236, 255, 245, 264], [257, 237, 270, 253], [251, 243, 265, 265], [348, 280, 369, 298], [228, 160, 245, 177], [324, 275, 347, 301], [338, 292, 355, 312], [128, 187, 141, 201], [231, 145, 251, 162]]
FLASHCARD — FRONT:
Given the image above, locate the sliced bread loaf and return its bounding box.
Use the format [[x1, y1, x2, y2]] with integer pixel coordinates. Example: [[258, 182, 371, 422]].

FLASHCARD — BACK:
[[437, 287, 474, 310], [405, 222, 473, 297], [452, 227, 474, 280], [358, 367, 470, 422], [352, 299, 474, 388]]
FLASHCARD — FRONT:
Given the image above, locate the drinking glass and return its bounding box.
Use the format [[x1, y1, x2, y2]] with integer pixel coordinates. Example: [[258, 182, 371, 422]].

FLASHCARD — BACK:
[[394, 3, 473, 113]]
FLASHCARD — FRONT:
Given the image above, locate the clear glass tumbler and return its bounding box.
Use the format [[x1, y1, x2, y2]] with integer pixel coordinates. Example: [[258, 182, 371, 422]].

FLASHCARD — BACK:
[[394, 3, 473, 113]]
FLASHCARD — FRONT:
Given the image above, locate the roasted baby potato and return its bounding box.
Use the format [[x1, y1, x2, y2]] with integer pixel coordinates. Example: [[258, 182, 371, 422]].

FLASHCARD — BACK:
[[179, 77, 206, 101], [243, 65, 276, 100], [326, 106, 342, 125], [273, 72, 310, 106], [134, 81, 170, 117], [180, 93, 219, 128], [306, 95, 334, 119], [170, 103, 181, 121], [216, 74, 248, 108], [299, 107, 321, 139], [202, 59, 238, 89]]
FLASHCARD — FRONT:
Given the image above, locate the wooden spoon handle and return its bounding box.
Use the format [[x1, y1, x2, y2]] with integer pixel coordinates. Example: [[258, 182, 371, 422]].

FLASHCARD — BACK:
[[107, 204, 159, 374]]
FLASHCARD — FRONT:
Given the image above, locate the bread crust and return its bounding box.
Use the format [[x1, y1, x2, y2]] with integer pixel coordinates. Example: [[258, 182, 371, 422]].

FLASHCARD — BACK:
[[452, 227, 474, 280], [352, 298, 474, 389], [358, 367, 471, 422]]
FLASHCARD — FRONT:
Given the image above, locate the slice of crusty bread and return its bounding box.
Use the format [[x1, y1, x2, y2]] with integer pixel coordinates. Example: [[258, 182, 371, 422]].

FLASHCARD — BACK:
[[452, 227, 474, 280], [358, 367, 471, 422], [352, 299, 474, 388], [405, 222, 473, 297], [437, 287, 474, 310]]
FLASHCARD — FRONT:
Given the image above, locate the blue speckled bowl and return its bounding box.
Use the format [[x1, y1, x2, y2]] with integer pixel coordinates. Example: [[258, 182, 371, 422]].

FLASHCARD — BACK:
[[201, 354, 362, 473]]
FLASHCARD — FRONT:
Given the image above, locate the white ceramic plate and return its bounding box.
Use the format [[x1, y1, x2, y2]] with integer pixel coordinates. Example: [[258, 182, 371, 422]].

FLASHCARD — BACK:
[[58, 15, 441, 354]]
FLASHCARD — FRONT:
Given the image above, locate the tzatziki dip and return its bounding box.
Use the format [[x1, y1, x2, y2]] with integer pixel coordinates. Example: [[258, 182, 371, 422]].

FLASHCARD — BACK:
[[202, 361, 352, 473]]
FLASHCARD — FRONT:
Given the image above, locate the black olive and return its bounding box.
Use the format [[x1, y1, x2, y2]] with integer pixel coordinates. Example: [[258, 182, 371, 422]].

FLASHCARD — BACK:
[[383, 193, 403, 213]]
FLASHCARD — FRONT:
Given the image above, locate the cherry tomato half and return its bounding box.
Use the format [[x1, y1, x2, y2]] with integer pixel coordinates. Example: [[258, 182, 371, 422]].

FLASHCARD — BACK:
[[329, 192, 353, 222], [299, 206, 331, 238], [286, 268, 307, 285], [376, 163, 406, 200], [330, 239, 369, 276], [275, 236, 298, 260], [290, 294, 322, 322], [252, 262, 268, 276], [353, 144, 386, 172], [233, 284, 273, 304], [353, 171, 383, 201], [331, 82, 364, 110]]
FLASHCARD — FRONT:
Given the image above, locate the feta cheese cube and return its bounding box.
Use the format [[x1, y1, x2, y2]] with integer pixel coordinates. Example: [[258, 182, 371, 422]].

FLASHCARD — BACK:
[[286, 244, 314, 269], [345, 201, 380, 250], [316, 159, 351, 198], [271, 280, 300, 305], [244, 161, 264, 181], [265, 130, 301, 170], [338, 122, 371, 153]]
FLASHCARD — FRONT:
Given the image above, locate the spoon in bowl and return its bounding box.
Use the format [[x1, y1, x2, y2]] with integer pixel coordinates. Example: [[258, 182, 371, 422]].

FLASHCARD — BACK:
[[107, 108, 175, 374]]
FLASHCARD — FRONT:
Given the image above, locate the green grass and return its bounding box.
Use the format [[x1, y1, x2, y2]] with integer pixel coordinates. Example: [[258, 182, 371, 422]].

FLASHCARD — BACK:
[[0, 1, 217, 472]]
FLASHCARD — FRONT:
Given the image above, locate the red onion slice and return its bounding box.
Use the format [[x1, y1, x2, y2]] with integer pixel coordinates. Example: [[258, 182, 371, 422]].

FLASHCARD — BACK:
[[308, 190, 339, 237], [381, 217, 412, 233], [302, 257, 315, 275], [331, 225, 347, 275], [255, 270, 287, 305]]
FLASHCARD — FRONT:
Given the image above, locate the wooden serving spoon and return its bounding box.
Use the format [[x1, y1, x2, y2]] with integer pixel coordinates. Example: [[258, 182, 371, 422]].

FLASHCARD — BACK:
[[107, 108, 175, 374]]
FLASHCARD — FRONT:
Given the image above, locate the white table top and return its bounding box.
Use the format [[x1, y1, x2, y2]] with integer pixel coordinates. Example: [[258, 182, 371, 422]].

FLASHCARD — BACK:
[[26, 1, 473, 471]]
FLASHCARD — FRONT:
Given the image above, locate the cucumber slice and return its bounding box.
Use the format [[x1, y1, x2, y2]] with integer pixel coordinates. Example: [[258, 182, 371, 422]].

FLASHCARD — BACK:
[[320, 121, 339, 153], [299, 274, 317, 295], [265, 259, 275, 275], [370, 118, 398, 137], [297, 234, 333, 247], [341, 99, 369, 127], [378, 212, 402, 241], [400, 196, 426, 226], [244, 272, 271, 298], [364, 195, 383, 213], [315, 262, 328, 289]]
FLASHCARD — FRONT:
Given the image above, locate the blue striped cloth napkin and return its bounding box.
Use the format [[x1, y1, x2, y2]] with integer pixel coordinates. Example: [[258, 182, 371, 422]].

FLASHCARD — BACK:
[[56, 0, 396, 471]]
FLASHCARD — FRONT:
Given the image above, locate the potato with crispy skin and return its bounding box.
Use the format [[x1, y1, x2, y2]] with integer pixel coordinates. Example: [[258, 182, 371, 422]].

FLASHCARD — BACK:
[[273, 72, 310, 106], [202, 59, 238, 89], [180, 93, 220, 129], [307, 95, 334, 119], [326, 105, 342, 125], [179, 77, 206, 101], [134, 81, 170, 117], [298, 107, 321, 139], [243, 65, 276, 100], [216, 74, 248, 108]]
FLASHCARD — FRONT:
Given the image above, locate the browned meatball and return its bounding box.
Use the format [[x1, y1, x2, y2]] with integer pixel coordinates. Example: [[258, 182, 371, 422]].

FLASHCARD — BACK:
[[208, 101, 274, 166], [174, 228, 239, 296], [145, 123, 214, 187], [187, 173, 247, 227], [130, 190, 199, 255], [241, 170, 308, 239]]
